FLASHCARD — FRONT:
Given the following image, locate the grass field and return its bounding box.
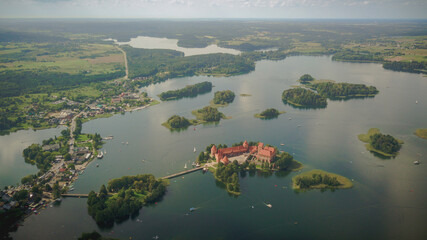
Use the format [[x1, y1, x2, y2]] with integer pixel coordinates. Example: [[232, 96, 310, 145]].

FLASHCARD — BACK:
[[292, 169, 353, 190], [0, 42, 125, 75]]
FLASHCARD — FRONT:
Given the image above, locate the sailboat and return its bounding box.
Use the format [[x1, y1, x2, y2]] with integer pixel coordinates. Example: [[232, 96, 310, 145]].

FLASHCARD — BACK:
[[184, 163, 187, 169], [193, 147, 196, 153], [264, 202, 272, 208]]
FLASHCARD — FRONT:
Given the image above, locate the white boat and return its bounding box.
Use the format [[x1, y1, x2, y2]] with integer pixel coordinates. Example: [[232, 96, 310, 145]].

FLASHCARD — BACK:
[[414, 160, 420, 165], [184, 163, 187, 169], [264, 203, 272, 208], [96, 164, 99, 167], [97, 151, 104, 159], [289, 117, 292, 120], [196, 163, 200, 167], [69, 188, 75, 192], [192, 162, 196, 166], [193, 147, 196, 153], [126, 142, 129, 145], [415, 100, 418, 104], [280, 143, 285, 146]]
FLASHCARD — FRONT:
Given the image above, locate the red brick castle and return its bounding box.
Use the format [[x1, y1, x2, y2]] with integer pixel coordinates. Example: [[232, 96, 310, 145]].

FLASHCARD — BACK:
[[210, 140, 276, 165]]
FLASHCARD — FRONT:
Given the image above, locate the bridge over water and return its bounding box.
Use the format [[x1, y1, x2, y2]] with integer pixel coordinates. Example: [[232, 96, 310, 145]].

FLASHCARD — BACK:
[[61, 167, 204, 198]]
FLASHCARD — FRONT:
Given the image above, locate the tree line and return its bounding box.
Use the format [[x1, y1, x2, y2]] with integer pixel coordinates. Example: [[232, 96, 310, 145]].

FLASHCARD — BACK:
[[282, 88, 327, 108], [370, 133, 401, 154], [213, 90, 235, 105], [311, 82, 378, 99], [87, 174, 167, 227], [294, 173, 340, 189], [195, 106, 224, 122], [158, 81, 212, 101]]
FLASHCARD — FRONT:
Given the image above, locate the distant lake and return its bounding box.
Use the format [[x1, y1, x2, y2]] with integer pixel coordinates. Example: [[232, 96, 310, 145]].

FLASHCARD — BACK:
[[114, 36, 241, 56]]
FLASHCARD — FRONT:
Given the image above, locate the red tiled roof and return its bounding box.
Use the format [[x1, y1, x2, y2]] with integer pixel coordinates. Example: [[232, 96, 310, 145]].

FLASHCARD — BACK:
[[258, 149, 275, 157]]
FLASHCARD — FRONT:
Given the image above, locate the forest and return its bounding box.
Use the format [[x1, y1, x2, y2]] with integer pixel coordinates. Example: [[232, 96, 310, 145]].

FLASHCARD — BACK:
[[332, 49, 384, 62], [310, 82, 379, 99], [193, 106, 224, 122], [298, 74, 314, 83], [282, 88, 327, 108], [215, 161, 242, 195], [383, 61, 427, 74], [370, 133, 402, 155], [158, 81, 212, 101], [213, 90, 235, 105], [294, 173, 341, 189], [87, 174, 167, 227], [0, 70, 125, 97], [124, 46, 255, 83], [164, 115, 191, 129], [255, 108, 281, 119]]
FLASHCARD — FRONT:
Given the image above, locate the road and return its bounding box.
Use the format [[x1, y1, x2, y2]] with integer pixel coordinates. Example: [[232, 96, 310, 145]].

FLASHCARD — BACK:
[[116, 46, 128, 80]]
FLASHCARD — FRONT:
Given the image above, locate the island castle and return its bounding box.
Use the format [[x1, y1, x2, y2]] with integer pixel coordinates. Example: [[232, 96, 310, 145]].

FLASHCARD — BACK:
[[210, 140, 276, 165]]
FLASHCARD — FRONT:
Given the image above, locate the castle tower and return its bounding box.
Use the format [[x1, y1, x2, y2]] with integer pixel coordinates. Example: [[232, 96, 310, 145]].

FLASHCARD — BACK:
[[211, 145, 217, 156], [243, 140, 248, 149]]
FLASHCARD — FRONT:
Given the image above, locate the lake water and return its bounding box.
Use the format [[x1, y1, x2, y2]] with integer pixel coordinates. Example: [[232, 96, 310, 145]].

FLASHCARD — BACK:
[[5, 56, 427, 240], [115, 36, 241, 56]]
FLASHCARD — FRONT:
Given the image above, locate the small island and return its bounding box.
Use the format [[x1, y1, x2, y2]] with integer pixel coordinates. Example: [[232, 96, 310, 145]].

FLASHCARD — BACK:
[[358, 128, 403, 157], [254, 108, 285, 119], [292, 169, 353, 191], [192, 106, 227, 123], [197, 140, 303, 195], [414, 128, 427, 140], [211, 90, 235, 107], [87, 174, 168, 227], [282, 88, 327, 108], [162, 106, 229, 130], [158, 81, 212, 101], [162, 115, 193, 130], [298, 74, 314, 84]]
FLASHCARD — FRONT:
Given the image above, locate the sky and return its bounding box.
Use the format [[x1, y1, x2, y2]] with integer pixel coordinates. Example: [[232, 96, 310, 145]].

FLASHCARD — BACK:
[[0, 0, 426, 19]]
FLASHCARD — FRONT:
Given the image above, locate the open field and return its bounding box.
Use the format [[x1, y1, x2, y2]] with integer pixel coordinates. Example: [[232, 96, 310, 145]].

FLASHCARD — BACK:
[[0, 43, 124, 75]]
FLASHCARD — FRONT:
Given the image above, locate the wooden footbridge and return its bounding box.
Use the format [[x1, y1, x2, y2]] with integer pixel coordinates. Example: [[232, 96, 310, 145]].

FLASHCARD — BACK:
[[61, 167, 204, 198], [160, 166, 203, 179]]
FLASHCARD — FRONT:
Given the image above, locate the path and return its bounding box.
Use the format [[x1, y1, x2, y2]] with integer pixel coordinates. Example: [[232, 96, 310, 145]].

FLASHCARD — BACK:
[[116, 46, 128, 80]]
